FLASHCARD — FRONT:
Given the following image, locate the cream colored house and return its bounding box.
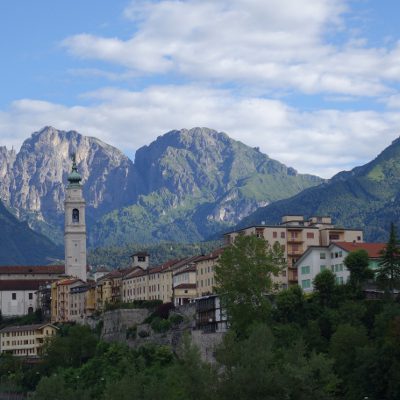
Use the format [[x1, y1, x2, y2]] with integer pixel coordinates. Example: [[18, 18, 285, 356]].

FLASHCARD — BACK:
[[0, 323, 58, 357], [224, 215, 363, 286], [195, 249, 224, 297]]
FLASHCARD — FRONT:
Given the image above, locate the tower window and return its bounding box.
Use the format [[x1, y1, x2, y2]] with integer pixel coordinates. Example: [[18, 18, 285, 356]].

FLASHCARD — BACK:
[[72, 208, 79, 223]]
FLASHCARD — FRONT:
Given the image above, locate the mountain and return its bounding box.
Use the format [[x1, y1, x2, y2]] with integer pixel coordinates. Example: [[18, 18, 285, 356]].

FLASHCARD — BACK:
[[0, 126, 136, 243], [91, 128, 323, 244], [0, 200, 62, 265], [236, 137, 400, 241], [0, 127, 323, 246]]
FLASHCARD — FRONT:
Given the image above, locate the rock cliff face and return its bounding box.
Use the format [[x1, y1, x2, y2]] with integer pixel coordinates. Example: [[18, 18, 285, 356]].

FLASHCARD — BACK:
[[92, 128, 323, 245], [0, 127, 136, 242], [0, 126, 323, 246]]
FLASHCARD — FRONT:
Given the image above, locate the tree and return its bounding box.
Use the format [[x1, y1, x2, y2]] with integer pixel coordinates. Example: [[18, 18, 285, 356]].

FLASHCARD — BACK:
[[313, 269, 336, 306], [215, 235, 285, 335], [344, 249, 374, 291], [377, 223, 400, 292]]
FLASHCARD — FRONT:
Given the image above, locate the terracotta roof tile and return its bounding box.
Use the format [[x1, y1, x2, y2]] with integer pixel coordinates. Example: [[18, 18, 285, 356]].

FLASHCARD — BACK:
[[174, 283, 196, 290], [0, 280, 54, 291], [0, 265, 64, 274], [334, 242, 386, 258]]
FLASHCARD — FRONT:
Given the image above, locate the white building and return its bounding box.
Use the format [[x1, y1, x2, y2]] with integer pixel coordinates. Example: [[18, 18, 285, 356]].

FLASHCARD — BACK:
[[296, 242, 385, 292], [0, 280, 42, 317], [64, 154, 87, 282]]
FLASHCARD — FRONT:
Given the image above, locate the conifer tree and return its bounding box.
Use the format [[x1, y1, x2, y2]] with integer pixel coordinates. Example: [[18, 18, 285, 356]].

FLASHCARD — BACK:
[[377, 223, 400, 292]]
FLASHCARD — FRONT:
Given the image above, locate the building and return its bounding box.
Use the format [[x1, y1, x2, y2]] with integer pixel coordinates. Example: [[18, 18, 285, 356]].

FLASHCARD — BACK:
[[51, 278, 85, 323], [0, 280, 49, 317], [69, 281, 96, 323], [195, 295, 228, 333], [64, 154, 87, 282], [0, 323, 58, 357], [224, 215, 363, 286], [0, 265, 64, 281], [0, 266, 65, 317], [196, 249, 224, 297], [296, 242, 385, 292]]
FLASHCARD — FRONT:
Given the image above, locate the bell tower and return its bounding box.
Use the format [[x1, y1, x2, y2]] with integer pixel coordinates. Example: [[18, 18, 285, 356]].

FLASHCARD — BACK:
[[64, 154, 87, 281]]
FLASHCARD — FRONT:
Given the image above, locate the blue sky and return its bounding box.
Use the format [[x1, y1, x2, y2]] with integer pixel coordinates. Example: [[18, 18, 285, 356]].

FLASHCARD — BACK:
[[1, 0, 400, 178]]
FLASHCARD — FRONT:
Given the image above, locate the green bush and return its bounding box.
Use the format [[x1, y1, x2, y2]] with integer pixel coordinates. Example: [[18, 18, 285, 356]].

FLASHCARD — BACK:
[[169, 314, 184, 325], [150, 317, 172, 333]]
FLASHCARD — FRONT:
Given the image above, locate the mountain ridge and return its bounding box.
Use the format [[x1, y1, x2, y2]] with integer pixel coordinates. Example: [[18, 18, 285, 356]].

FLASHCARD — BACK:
[[0, 126, 323, 246], [235, 135, 400, 241]]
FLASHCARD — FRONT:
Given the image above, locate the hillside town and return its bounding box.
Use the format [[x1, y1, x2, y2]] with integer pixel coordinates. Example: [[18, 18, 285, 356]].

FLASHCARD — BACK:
[[0, 160, 390, 359]]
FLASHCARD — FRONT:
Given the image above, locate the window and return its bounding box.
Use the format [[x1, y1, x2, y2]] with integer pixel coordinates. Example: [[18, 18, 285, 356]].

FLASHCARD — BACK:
[[273, 231, 277, 238], [72, 208, 79, 223], [138, 256, 146, 262], [301, 266, 310, 275], [330, 233, 340, 240], [301, 279, 311, 289], [331, 253, 334, 259], [307, 232, 315, 239], [336, 276, 344, 284], [28, 293, 33, 300], [319, 253, 326, 260], [320, 265, 326, 272], [357, 236, 361, 241], [12, 293, 16, 300], [281, 232, 285, 239]]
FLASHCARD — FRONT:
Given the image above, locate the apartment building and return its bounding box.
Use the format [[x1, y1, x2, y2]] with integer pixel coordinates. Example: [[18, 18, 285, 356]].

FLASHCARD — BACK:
[[51, 278, 85, 323], [196, 248, 224, 297], [69, 282, 96, 323], [224, 215, 363, 285], [296, 242, 385, 292], [0, 323, 58, 357]]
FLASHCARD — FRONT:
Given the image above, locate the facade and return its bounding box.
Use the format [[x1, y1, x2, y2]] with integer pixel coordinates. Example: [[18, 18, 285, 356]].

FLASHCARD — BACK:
[[0, 280, 46, 317], [196, 249, 223, 297], [296, 242, 385, 292], [0, 323, 58, 357], [69, 282, 96, 323], [224, 215, 363, 285], [64, 155, 87, 282], [51, 278, 84, 323]]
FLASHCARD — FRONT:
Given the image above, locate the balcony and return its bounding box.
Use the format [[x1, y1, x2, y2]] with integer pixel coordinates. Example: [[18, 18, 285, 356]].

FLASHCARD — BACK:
[[287, 238, 303, 244], [287, 250, 303, 256]]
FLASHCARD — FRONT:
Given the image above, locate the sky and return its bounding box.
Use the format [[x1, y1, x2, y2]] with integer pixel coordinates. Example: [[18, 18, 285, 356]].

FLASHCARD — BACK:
[[1, 0, 400, 178]]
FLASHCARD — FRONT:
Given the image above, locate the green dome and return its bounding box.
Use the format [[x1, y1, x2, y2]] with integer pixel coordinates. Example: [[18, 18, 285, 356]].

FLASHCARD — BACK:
[[67, 155, 82, 186]]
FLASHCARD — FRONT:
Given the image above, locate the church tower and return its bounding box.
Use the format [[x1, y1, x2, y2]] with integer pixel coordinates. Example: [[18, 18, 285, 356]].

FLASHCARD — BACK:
[[64, 154, 87, 281]]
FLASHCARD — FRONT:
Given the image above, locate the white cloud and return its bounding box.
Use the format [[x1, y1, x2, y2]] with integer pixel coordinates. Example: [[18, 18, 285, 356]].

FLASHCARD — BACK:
[[61, 0, 400, 97], [1, 86, 399, 178]]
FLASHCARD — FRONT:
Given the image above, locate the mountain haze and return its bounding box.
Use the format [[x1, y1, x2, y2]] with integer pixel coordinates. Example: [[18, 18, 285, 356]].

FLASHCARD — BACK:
[[237, 137, 400, 241]]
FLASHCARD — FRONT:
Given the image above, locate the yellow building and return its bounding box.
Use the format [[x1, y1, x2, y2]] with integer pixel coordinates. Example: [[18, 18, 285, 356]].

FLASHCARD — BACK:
[[196, 248, 224, 297], [0, 323, 58, 357], [51, 278, 84, 323]]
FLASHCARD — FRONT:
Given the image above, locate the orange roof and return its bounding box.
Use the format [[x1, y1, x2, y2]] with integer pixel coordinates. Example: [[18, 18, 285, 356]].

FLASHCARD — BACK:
[[57, 278, 82, 286], [196, 248, 225, 262], [334, 242, 386, 258]]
